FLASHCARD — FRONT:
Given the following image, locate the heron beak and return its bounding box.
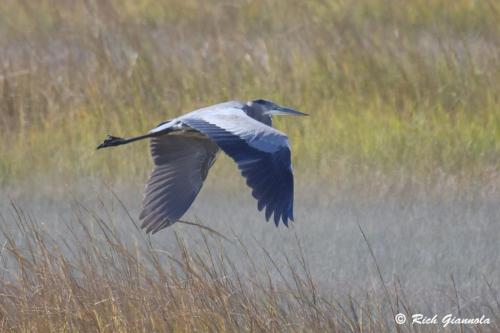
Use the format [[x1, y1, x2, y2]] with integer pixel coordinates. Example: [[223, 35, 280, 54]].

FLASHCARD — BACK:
[[268, 107, 308, 116]]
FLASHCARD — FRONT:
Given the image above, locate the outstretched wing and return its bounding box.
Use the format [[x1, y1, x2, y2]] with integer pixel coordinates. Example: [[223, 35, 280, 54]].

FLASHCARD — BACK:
[[182, 110, 294, 226], [140, 135, 219, 234]]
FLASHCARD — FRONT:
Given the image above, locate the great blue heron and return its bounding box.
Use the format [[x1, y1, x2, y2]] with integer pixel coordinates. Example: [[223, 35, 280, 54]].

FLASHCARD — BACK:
[[97, 99, 307, 234]]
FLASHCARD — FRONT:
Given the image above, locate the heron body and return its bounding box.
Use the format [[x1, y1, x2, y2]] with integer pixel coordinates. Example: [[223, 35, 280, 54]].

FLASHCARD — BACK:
[[97, 99, 307, 234]]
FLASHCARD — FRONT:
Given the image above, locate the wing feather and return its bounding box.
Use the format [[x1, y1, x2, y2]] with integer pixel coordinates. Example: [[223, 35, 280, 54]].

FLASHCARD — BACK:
[[182, 116, 294, 226], [140, 135, 218, 233]]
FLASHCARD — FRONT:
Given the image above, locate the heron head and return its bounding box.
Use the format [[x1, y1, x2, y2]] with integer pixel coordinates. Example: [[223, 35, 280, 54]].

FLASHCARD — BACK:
[[249, 99, 308, 117]]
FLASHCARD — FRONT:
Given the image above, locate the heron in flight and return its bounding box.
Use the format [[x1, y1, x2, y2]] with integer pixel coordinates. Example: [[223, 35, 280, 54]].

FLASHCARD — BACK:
[[97, 99, 307, 234]]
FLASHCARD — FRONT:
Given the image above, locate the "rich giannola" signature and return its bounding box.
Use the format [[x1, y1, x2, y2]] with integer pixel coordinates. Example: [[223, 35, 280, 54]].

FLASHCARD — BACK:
[[411, 313, 491, 327]]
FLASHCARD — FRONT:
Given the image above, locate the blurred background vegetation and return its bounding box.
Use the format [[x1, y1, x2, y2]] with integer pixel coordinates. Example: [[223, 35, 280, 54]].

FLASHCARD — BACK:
[[0, 0, 499, 188], [0, 2, 499, 331]]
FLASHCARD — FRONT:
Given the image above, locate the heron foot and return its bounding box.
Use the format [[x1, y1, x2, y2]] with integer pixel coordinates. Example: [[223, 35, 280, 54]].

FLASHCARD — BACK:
[[97, 135, 127, 149]]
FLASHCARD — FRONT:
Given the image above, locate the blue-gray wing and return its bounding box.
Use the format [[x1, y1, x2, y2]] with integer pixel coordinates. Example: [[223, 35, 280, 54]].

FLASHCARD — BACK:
[[182, 112, 294, 226], [140, 135, 219, 234]]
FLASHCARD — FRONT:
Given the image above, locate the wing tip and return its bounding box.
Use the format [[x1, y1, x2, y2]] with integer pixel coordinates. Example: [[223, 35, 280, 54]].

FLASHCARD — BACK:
[[263, 205, 294, 227], [141, 215, 175, 234]]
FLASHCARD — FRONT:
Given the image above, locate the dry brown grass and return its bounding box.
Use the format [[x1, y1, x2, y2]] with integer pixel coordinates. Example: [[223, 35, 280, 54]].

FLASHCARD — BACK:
[[0, 198, 497, 333], [0, 203, 380, 332]]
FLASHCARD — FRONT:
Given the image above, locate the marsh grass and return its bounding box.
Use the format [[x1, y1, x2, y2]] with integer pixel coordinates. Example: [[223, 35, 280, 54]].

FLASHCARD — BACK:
[[0, 0, 499, 185], [0, 202, 367, 332], [0, 200, 498, 333]]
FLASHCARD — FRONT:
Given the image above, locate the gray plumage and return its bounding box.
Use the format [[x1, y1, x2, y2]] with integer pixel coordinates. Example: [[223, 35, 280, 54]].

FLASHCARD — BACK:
[[97, 99, 307, 234], [140, 135, 218, 233]]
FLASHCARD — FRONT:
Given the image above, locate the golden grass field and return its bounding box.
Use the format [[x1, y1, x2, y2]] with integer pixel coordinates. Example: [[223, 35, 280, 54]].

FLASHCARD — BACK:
[[0, 0, 499, 332]]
